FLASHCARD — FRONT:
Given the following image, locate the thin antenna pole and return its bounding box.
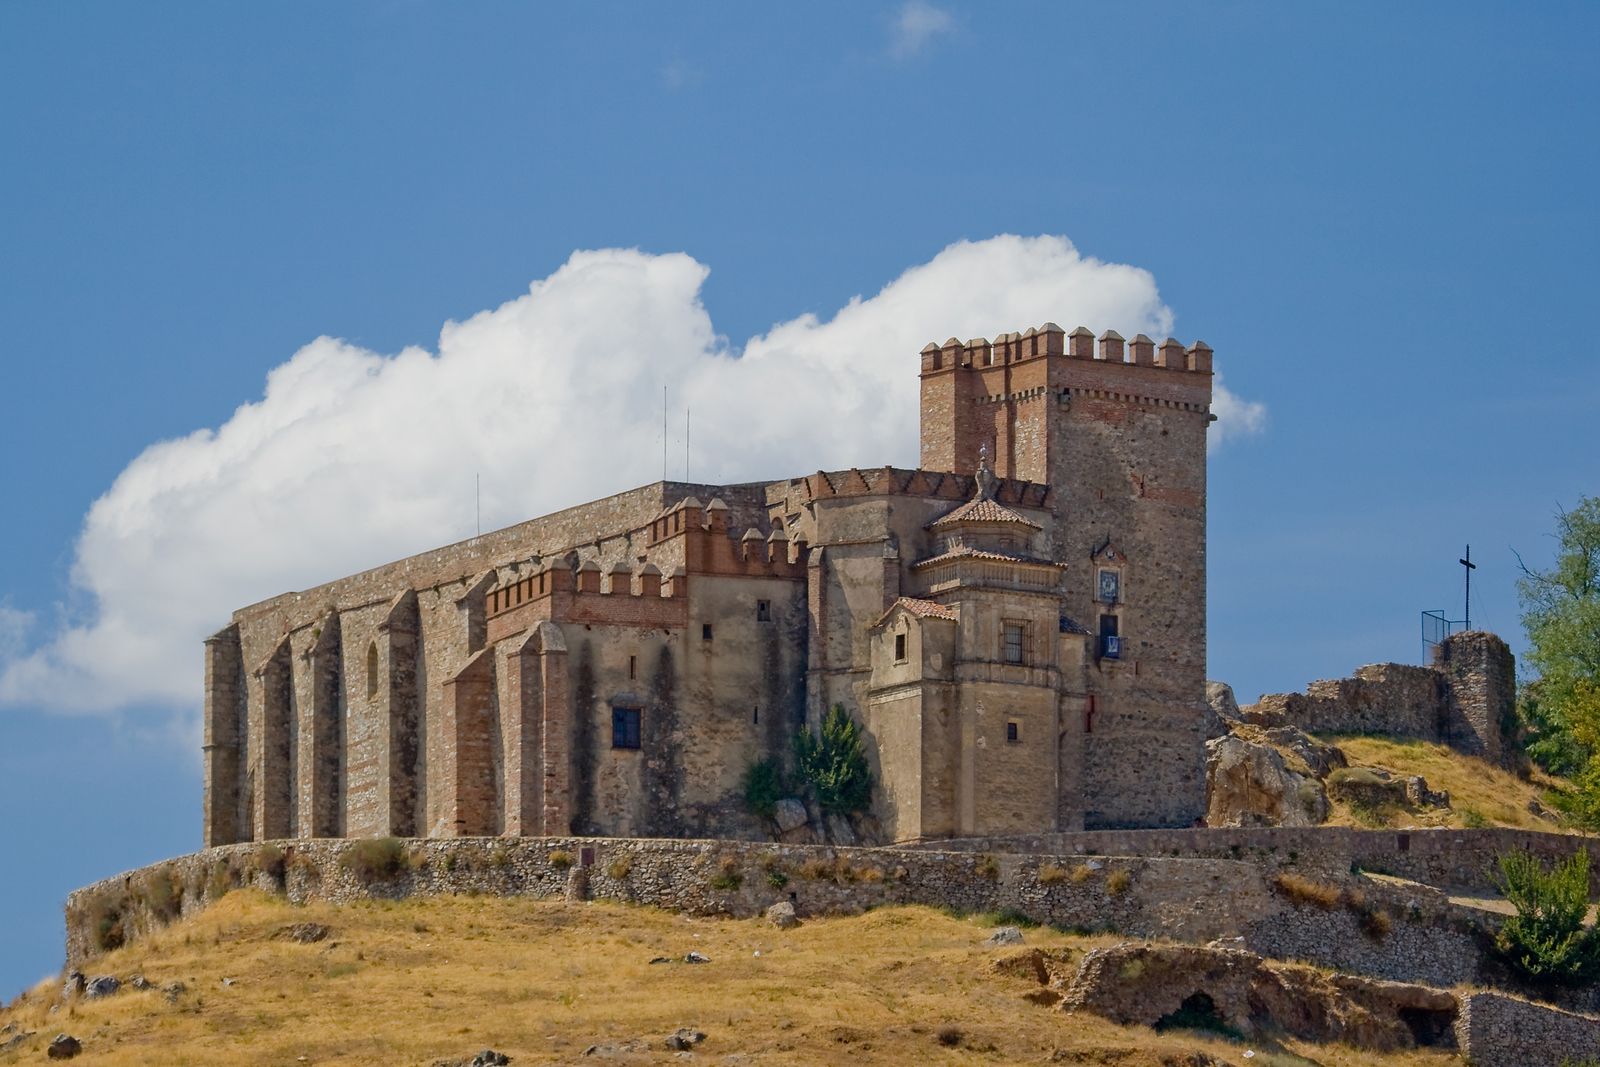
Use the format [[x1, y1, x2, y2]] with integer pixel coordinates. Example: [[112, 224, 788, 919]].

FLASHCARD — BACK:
[[662, 385, 668, 482], [475, 473, 481, 537], [685, 406, 691, 483]]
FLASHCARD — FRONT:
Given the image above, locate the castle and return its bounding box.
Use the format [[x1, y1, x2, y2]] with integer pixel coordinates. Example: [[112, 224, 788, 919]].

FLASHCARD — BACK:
[[201, 325, 1216, 846]]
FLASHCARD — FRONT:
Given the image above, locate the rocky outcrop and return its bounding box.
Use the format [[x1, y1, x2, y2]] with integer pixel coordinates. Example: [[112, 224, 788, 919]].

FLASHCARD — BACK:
[[1204, 735, 1328, 827], [1327, 767, 1450, 813], [1061, 942, 1459, 1053]]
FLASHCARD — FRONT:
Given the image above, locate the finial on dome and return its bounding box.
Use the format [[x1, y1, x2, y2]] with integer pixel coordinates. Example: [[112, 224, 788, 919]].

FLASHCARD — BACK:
[[974, 442, 996, 500]]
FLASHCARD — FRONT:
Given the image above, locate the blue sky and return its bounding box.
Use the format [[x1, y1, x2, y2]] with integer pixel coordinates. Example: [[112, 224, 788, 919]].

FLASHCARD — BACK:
[[1, 2, 1596, 996]]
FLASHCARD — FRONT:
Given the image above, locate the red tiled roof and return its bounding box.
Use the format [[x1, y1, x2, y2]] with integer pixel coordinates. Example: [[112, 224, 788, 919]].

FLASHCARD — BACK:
[[871, 596, 959, 628], [911, 546, 1063, 570], [928, 496, 1041, 530]]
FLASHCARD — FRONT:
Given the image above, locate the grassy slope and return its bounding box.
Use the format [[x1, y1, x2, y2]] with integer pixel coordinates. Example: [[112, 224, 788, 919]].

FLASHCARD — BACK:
[[0, 892, 1459, 1067], [1320, 735, 1574, 831]]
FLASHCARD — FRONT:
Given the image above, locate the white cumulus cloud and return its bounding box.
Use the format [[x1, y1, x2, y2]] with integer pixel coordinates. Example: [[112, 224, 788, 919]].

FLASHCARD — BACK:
[[0, 234, 1263, 716], [889, 0, 954, 58]]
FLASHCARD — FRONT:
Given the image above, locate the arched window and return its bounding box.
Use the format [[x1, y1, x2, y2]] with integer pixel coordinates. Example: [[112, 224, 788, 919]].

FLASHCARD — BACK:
[[366, 641, 379, 699]]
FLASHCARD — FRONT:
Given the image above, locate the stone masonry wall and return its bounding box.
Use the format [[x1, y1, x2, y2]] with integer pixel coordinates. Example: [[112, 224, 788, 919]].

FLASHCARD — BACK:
[[1456, 991, 1600, 1067], [901, 826, 1600, 896], [1243, 631, 1517, 768], [66, 837, 1272, 968]]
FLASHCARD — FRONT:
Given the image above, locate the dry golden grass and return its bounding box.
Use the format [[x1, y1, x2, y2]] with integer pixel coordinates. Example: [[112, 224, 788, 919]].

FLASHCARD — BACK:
[[1320, 735, 1575, 831], [0, 892, 1461, 1067]]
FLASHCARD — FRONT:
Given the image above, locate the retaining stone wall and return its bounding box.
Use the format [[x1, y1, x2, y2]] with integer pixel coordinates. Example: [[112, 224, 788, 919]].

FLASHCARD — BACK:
[[904, 826, 1600, 895], [64, 837, 1271, 968], [1456, 991, 1600, 1067]]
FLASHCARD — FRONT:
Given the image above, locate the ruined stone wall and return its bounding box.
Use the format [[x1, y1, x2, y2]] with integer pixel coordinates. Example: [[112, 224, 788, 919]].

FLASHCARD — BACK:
[[1435, 630, 1517, 767], [1455, 992, 1600, 1067], [1245, 631, 1517, 767]]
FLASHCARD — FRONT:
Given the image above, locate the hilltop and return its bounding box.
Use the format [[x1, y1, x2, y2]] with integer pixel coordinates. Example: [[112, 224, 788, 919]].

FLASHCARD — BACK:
[[1, 891, 1456, 1067]]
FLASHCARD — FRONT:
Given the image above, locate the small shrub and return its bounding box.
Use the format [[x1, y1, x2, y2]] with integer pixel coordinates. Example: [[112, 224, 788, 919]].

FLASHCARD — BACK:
[[798, 857, 833, 881], [137, 868, 183, 922], [975, 854, 1000, 880], [1496, 849, 1600, 984], [984, 907, 1039, 929], [1272, 872, 1342, 910], [709, 854, 743, 891], [442, 851, 459, 873], [1357, 906, 1393, 941], [935, 1024, 963, 1047], [766, 867, 789, 889], [254, 843, 287, 880], [1070, 864, 1095, 884], [489, 844, 513, 870], [341, 838, 408, 883], [206, 858, 238, 901], [548, 849, 575, 869], [606, 855, 633, 881], [1038, 864, 1068, 886], [742, 757, 785, 821], [1460, 807, 1491, 829], [79, 888, 129, 953], [857, 865, 884, 884], [1106, 868, 1132, 896]]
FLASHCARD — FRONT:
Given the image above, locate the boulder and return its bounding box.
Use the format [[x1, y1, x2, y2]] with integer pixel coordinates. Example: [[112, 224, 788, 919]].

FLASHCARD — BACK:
[[985, 926, 1025, 946], [1328, 767, 1448, 812], [1204, 735, 1327, 827], [46, 1034, 82, 1060], [60, 972, 84, 999], [772, 798, 808, 834], [824, 814, 857, 846], [663, 1028, 706, 1052], [278, 922, 331, 944], [83, 976, 120, 999], [1263, 726, 1348, 778], [765, 901, 799, 929], [1203, 681, 1242, 739], [684, 951, 711, 964], [0, 1031, 35, 1055]]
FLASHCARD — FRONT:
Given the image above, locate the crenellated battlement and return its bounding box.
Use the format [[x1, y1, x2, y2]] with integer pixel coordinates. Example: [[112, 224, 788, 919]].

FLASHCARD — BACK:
[[646, 495, 809, 577], [919, 323, 1212, 376]]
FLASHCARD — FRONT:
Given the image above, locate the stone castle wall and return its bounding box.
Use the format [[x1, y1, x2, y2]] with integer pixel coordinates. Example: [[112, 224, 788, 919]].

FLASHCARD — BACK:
[[1242, 630, 1517, 768]]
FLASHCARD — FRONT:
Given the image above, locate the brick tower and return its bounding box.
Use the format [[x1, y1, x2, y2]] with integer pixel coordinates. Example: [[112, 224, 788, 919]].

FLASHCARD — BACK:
[[918, 325, 1214, 827]]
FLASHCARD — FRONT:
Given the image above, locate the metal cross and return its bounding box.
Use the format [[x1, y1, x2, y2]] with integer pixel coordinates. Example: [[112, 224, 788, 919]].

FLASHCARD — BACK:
[[1459, 545, 1476, 631]]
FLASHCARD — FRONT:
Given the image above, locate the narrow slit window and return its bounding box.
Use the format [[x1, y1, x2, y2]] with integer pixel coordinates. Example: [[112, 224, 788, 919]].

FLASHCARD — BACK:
[[628, 655, 637, 680], [756, 599, 771, 622], [702, 623, 713, 641], [1006, 721, 1019, 743], [894, 633, 907, 662]]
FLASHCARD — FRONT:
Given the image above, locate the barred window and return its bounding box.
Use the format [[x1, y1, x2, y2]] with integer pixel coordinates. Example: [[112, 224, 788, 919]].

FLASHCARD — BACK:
[[1002, 621, 1028, 665]]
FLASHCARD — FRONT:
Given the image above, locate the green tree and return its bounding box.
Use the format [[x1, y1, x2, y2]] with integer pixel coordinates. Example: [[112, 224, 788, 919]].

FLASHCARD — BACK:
[[1517, 497, 1600, 790], [741, 756, 785, 821], [1495, 848, 1600, 985], [794, 704, 873, 816]]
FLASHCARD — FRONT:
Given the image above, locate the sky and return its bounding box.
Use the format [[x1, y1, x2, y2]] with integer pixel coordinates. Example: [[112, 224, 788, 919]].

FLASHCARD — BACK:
[[1, 2, 1597, 997]]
